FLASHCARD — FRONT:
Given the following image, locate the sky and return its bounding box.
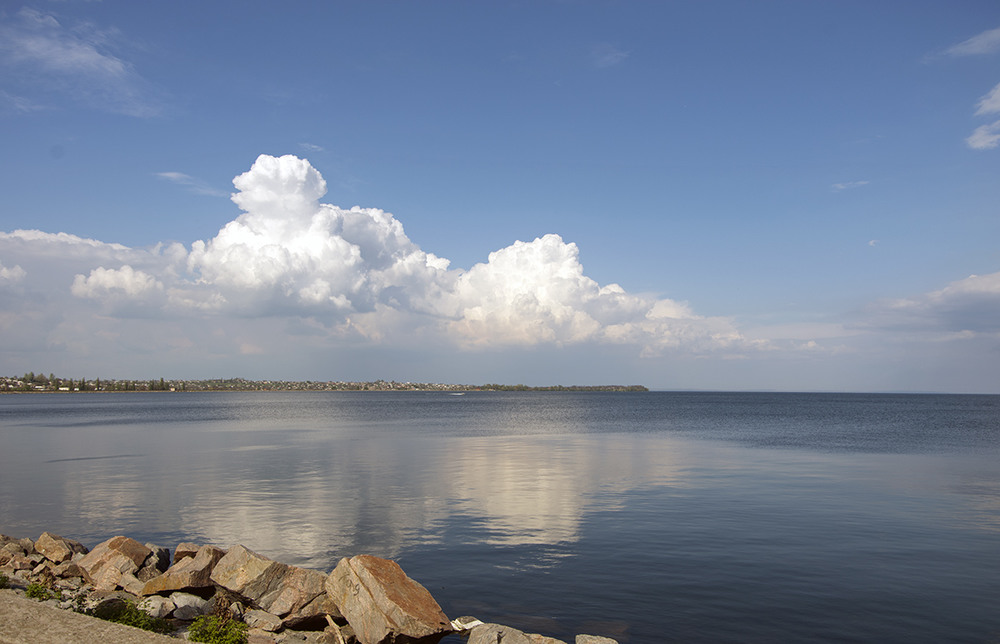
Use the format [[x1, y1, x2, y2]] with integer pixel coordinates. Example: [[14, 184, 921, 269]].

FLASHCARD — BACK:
[[1, 1, 999, 393]]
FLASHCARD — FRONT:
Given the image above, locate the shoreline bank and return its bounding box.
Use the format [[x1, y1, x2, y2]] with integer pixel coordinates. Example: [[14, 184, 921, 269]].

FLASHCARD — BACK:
[[0, 532, 620, 644]]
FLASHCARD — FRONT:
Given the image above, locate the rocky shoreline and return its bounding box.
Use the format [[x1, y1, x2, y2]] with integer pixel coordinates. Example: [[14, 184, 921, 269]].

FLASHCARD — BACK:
[[0, 532, 618, 644]]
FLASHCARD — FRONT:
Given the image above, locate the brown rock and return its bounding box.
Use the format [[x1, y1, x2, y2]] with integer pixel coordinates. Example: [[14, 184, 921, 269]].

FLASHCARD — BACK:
[[261, 565, 327, 618], [52, 560, 89, 580], [35, 532, 86, 564], [78, 536, 152, 591], [210, 545, 289, 606], [173, 542, 201, 563], [141, 544, 226, 596], [210, 544, 329, 625], [467, 624, 536, 644], [326, 554, 452, 644]]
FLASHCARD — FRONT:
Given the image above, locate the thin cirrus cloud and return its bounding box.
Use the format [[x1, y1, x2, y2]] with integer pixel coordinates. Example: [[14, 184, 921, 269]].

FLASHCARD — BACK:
[[154, 172, 229, 198], [967, 120, 1000, 150], [4, 154, 755, 358], [940, 25, 1000, 150], [944, 25, 1000, 57], [0, 7, 160, 117], [591, 43, 630, 69], [968, 82, 1000, 150], [832, 180, 870, 192]]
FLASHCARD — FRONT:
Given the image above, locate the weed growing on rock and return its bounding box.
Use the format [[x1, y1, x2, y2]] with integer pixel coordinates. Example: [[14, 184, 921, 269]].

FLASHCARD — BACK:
[[0, 572, 9, 589], [25, 582, 52, 600], [88, 599, 174, 635], [188, 614, 249, 644]]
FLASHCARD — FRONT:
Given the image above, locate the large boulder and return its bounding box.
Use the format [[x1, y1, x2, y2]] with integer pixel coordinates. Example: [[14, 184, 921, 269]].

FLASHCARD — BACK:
[[210, 544, 329, 625], [34, 532, 87, 564], [210, 545, 288, 606], [326, 554, 452, 644], [141, 544, 226, 596], [78, 536, 151, 591]]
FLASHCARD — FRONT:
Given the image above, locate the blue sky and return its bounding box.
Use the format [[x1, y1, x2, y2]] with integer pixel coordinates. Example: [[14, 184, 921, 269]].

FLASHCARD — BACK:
[[1, 1, 999, 392]]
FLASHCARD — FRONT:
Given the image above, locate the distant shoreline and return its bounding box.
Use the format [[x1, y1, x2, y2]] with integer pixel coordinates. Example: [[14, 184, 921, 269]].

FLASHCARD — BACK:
[[1, 376, 648, 394]]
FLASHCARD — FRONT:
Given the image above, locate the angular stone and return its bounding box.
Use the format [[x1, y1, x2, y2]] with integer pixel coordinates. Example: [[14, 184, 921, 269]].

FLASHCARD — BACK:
[[326, 554, 452, 644], [0, 541, 26, 565], [78, 536, 151, 590], [260, 565, 327, 618], [138, 594, 176, 619], [141, 544, 226, 596], [171, 591, 210, 620], [245, 608, 284, 632], [173, 542, 201, 563], [285, 591, 342, 630], [211, 545, 289, 607], [137, 543, 171, 581], [120, 571, 146, 596], [575, 637, 618, 644], [529, 635, 568, 644], [52, 560, 89, 580], [35, 532, 86, 564], [468, 624, 535, 644], [8, 554, 36, 571]]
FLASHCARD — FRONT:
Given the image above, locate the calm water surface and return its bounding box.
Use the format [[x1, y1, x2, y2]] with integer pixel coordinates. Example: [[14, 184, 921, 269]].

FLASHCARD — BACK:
[[1, 392, 999, 643]]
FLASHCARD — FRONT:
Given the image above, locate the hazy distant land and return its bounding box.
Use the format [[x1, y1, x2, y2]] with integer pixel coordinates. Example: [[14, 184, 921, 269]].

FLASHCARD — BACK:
[[2, 374, 647, 393]]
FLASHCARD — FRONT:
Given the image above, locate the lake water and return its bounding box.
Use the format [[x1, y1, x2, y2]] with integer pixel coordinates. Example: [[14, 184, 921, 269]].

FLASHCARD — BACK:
[[1, 391, 999, 642]]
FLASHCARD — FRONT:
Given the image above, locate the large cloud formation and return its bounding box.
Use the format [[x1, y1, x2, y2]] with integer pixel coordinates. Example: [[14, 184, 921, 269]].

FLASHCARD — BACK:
[[3, 154, 747, 357]]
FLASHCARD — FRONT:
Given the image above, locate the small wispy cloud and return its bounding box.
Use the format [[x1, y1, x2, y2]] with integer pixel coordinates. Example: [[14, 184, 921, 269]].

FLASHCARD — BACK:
[[0, 8, 161, 117], [832, 180, 870, 192], [154, 172, 228, 197], [0, 90, 47, 114], [974, 82, 1000, 116], [945, 26, 1000, 57], [868, 240, 879, 247], [299, 143, 325, 153], [967, 119, 1000, 150], [591, 43, 629, 69]]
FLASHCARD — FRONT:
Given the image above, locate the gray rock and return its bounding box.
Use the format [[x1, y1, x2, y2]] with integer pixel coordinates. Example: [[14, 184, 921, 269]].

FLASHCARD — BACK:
[[171, 591, 210, 620], [245, 608, 284, 632], [138, 594, 176, 619], [576, 637, 619, 644], [326, 554, 452, 644], [138, 543, 171, 580]]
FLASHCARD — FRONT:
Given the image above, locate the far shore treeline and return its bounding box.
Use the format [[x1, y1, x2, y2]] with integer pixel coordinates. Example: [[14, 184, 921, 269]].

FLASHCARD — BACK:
[[1, 373, 647, 393]]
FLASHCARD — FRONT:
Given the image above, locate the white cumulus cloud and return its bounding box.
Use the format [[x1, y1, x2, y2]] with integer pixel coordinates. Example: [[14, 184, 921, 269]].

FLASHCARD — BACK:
[[866, 271, 1000, 334], [71, 265, 163, 299], [0, 261, 27, 283], [0, 154, 754, 360]]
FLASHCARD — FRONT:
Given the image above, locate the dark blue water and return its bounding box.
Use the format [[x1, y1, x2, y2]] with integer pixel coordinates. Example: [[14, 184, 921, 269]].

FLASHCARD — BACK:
[[1, 392, 999, 642]]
